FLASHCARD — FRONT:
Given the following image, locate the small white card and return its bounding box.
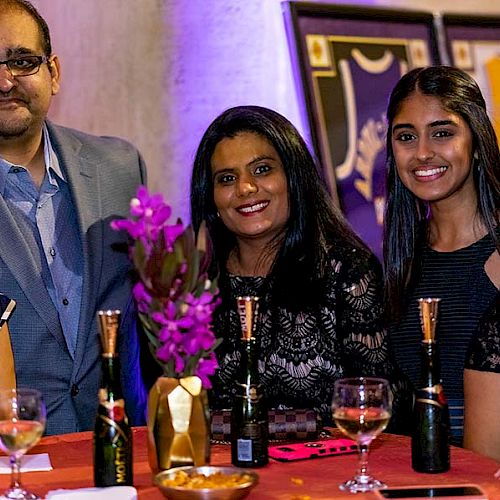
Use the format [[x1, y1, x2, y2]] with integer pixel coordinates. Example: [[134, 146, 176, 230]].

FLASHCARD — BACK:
[[46, 486, 138, 499], [0, 453, 52, 473]]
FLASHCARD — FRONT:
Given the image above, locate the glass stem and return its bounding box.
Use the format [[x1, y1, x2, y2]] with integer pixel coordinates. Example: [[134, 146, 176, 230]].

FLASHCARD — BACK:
[[357, 444, 370, 479], [10, 454, 22, 490]]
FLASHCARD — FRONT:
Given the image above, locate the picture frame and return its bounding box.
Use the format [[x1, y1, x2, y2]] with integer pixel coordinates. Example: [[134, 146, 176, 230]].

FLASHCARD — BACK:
[[441, 14, 500, 142], [282, 2, 440, 259]]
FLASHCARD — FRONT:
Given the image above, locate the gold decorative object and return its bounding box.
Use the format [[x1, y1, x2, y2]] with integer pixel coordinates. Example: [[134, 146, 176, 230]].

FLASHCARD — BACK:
[[148, 376, 210, 473]]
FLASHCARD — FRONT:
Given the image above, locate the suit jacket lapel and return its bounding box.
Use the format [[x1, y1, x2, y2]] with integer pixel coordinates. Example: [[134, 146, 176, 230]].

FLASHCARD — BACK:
[[46, 122, 103, 372], [0, 196, 66, 348]]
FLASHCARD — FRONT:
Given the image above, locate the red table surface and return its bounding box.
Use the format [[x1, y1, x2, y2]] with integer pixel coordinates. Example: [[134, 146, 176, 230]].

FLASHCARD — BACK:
[[0, 427, 499, 499]]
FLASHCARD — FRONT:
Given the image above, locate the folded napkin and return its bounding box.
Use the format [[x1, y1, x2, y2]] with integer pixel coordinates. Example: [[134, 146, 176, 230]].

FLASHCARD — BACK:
[[46, 487, 137, 499], [0, 453, 52, 473]]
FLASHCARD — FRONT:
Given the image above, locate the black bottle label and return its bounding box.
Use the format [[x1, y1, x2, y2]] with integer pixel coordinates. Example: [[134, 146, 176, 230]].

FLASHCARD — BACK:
[[412, 385, 450, 473], [98, 391, 129, 429], [94, 394, 133, 486], [415, 384, 448, 408], [231, 384, 268, 467]]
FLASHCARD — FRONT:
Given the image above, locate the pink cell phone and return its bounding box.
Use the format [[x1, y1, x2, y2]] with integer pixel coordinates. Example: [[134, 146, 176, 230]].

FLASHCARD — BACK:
[[373, 485, 488, 500], [268, 438, 357, 461]]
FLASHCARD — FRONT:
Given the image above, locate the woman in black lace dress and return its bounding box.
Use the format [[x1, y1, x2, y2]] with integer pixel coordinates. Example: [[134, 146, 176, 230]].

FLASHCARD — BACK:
[[190, 105, 392, 425], [384, 67, 499, 448]]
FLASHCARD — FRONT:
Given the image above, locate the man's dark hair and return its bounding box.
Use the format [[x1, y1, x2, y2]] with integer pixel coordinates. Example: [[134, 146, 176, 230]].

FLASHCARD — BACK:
[[1, 0, 52, 55]]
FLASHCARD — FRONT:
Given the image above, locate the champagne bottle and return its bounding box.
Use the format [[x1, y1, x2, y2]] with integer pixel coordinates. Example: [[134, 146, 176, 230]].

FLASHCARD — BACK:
[[411, 298, 450, 473], [93, 310, 133, 486], [231, 296, 269, 467]]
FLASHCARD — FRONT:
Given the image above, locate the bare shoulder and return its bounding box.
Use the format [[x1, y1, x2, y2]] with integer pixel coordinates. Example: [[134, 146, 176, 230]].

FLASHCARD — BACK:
[[485, 250, 500, 289], [464, 368, 500, 387]]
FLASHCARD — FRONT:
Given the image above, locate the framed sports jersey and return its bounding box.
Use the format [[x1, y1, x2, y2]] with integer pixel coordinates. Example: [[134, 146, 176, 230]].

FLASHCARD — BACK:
[[283, 2, 440, 260], [441, 14, 500, 144]]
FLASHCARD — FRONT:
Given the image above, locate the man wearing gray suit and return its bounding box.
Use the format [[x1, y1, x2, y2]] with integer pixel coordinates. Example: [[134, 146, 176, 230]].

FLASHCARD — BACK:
[[0, 0, 148, 434]]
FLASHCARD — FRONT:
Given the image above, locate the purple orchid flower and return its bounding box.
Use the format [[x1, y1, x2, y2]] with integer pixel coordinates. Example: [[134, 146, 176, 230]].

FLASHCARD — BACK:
[[111, 186, 220, 388], [195, 352, 218, 389], [132, 282, 152, 314]]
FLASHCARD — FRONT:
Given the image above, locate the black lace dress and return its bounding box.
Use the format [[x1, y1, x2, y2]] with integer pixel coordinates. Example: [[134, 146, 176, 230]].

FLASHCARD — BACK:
[[209, 247, 391, 425], [466, 292, 500, 373]]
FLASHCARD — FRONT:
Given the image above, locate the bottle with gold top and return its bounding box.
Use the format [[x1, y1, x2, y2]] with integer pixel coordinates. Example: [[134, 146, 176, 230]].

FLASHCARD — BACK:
[[411, 298, 450, 473], [93, 310, 133, 486], [231, 296, 269, 467]]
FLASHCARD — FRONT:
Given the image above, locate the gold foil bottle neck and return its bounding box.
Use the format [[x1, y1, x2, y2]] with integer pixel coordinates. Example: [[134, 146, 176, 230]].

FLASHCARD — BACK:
[[418, 298, 441, 343], [236, 296, 259, 340], [97, 310, 121, 357]]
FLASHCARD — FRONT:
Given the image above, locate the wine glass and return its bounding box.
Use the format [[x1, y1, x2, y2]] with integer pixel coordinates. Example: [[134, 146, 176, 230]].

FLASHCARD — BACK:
[[332, 377, 391, 493], [0, 388, 46, 500]]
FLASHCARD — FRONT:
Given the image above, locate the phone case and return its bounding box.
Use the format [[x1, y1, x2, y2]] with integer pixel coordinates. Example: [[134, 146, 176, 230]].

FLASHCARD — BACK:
[[373, 484, 488, 500], [268, 438, 357, 461]]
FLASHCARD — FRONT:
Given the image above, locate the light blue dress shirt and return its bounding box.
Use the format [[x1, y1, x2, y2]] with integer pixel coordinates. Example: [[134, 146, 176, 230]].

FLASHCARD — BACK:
[[0, 125, 83, 356]]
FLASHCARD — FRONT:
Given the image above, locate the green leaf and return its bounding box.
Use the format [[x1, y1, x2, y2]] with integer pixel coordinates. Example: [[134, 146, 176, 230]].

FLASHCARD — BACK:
[[184, 249, 200, 293], [158, 254, 179, 293], [132, 241, 148, 283]]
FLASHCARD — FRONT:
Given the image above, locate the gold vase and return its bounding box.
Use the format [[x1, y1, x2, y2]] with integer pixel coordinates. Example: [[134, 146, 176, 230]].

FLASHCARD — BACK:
[[147, 375, 210, 472]]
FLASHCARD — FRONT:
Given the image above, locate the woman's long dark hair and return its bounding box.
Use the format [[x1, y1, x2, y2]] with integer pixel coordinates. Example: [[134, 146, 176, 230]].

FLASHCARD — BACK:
[[191, 105, 369, 309], [384, 66, 500, 321]]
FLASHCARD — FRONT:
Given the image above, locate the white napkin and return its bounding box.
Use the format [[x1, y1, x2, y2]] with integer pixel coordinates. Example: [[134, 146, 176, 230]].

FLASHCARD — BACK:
[[0, 453, 52, 473], [46, 486, 137, 499]]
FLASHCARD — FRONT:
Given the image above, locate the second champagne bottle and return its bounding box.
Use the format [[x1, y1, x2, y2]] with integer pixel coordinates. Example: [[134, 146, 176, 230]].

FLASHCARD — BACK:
[[411, 298, 450, 473], [231, 296, 269, 467]]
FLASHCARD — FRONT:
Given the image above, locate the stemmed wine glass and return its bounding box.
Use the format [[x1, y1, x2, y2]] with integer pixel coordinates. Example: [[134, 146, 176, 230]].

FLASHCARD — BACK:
[[0, 388, 46, 500], [332, 377, 391, 493]]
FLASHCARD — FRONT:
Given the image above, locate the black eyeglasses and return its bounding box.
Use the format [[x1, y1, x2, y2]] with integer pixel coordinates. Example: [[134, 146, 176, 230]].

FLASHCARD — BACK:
[[0, 55, 50, 77]]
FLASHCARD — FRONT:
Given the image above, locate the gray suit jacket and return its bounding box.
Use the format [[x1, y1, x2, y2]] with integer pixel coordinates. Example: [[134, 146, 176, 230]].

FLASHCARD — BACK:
[[0, 121, 148, 435]]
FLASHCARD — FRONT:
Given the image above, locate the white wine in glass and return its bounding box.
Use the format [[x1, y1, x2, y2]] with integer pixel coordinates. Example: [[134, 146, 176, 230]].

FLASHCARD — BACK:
[[0, 388, 46, 500], [332, 377, 391, 493]]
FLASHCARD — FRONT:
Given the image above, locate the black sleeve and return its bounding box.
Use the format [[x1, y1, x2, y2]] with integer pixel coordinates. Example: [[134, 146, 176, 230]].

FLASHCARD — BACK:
[[466, 294, 500, 373]]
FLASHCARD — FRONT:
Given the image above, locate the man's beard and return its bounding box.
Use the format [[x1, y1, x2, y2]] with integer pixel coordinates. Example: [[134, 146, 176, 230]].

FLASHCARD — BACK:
[[0, 115, 31, 138], [0, 90, 32, 138]]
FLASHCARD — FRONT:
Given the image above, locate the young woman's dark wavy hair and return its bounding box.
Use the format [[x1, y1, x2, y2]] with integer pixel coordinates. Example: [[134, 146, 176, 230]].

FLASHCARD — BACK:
[[384, 66, 500, 321], [191, 105, 369, 309]]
